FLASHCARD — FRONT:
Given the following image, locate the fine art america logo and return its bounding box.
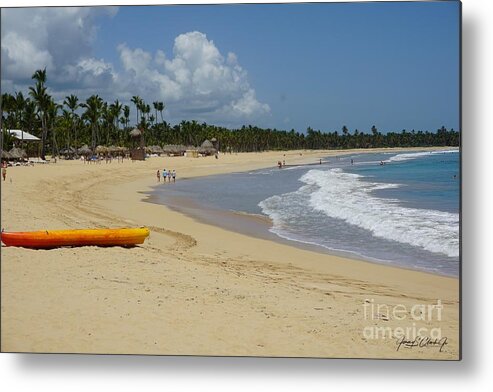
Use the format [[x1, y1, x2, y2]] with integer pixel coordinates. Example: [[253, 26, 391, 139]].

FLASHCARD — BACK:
[[362, 299, 448, 352]]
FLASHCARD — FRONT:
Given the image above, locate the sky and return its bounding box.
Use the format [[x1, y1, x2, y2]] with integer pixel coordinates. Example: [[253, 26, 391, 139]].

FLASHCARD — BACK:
[[1, 1, 460, 133]]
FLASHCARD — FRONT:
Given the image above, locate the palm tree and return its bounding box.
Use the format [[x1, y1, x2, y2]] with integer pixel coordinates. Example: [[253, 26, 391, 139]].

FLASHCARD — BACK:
[[64, 94, 79, 149], [29, 68, 50, 159], [130, 96, 142, 126], [14, 92, 26, 130], [1, 93, 16, 131], [22, 99, 37, 137], [32, 68, 47, 84], [142, 104, 150, 127], [111, 99, 122, 130], [47, 99, 61, 157], [81, 95, 104, 152], [153, 101, 159, 125], [156, 101, 165, 124], [123, 105, 130, 129]]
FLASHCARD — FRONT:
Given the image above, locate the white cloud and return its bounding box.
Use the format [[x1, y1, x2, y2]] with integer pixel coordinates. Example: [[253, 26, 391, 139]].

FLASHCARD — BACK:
[[1, 7, 117, 82], [115, 31, 270, 122], [1, 8, 269, 125], [1, 32, 54, 79], [58, 58, 117, 90]]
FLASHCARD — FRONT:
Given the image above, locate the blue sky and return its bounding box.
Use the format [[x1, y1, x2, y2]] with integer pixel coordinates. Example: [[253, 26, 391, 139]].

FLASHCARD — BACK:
[[1, 1, 460, 133]]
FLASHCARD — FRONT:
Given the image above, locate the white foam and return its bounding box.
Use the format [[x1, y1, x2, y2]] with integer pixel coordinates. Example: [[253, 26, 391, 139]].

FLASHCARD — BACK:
[[386, 149, 458, 163], [304, 169, 459, 257], [260, 168, 459, 258]]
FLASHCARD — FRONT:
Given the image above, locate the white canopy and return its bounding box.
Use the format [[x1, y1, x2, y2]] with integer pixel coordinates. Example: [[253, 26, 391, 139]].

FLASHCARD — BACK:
[[8, 129, 40, 141]]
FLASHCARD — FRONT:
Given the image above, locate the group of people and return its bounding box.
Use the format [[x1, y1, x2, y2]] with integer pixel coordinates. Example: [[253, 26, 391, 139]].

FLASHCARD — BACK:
[[277, 160, 286, 169], [82, 155, 126, 164], [157, 168, 176, 183]]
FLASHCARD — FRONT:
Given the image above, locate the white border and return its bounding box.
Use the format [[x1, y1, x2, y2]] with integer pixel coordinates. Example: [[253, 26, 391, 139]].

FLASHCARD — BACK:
[[2, 0, 493, 390]]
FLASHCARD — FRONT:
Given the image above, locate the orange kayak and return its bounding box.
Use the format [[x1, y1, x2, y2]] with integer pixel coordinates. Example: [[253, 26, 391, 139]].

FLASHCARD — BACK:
[[1, 227, 150, 249]]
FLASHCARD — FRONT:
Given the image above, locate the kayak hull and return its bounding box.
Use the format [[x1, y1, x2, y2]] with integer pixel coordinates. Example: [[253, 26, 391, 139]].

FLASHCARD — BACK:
[[1, 227, 150, 249]]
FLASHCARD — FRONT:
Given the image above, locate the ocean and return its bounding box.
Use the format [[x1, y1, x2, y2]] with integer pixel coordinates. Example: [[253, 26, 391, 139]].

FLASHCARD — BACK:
[[149, 150, 460, 276]]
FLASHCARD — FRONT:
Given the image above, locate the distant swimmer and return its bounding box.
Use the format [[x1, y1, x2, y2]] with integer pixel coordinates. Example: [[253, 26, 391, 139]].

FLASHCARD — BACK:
[[351, 159, 354, 165], [319, 159, 322, 165], [380, 161, 384, 166], [278, 161, 282, 169]]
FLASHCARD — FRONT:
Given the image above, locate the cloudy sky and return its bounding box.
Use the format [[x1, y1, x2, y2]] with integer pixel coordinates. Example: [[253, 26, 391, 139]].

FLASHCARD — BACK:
[[1, 2, 460, 132]]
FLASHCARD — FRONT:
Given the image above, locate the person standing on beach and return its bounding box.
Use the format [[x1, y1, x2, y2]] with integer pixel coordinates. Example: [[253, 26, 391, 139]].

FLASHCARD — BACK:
[[162, 169, 168, 183], [2, 166, 6, 181], [167, 170, 172, 182], [172, 169, 176, 182], [156, 169, 161, 182]]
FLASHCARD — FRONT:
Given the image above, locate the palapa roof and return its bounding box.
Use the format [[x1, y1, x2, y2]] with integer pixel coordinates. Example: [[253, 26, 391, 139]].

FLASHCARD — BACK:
[[1, 150, 13, 159], [201, 139, 214, 148], [106, 145, 127, 153], [9, 147, 27, 159], [95, 145, 107, 154], [59, 147, 77, 155], [198, 139, 217, 154], [162, 144, 187, 153], [148, 145, 164, 154], [129, 128, 142, 137], [78, 145, 92, 155]]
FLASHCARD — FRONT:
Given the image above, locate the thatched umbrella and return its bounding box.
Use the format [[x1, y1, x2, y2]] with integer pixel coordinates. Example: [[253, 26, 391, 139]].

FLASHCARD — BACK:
[[95, 145, 107, 154], [129, 128, 142, 138], [107, 145, 118, 154], [162, 144, 187, 156], [1, 150, 13, 160], [9, 147, 27, 160], [60, 147, 77, 157], [210, 137, 219, 150], [198, 139, 216, 156], [78, 145, 92, 156], [151, 145, 164, 154], [201, 139, 214, 149]]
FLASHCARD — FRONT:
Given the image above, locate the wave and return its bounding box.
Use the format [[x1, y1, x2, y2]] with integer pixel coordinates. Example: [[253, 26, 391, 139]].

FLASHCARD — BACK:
[[259, 168, 459, 258], [386, 149, 458, 163]]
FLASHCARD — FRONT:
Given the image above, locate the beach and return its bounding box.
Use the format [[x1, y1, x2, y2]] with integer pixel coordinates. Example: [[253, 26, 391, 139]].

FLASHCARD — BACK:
[[1, 148, 459, 359]]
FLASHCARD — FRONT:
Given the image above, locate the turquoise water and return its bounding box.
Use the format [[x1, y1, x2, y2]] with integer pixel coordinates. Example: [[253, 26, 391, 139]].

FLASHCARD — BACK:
[[151, 150, 460, 276], [347, 151, 459, 213]]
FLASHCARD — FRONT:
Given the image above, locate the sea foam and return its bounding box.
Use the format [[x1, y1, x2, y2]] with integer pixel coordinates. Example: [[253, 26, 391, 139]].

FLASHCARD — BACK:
[[260, 168, 459, 258], [385, 149, 458, 163]]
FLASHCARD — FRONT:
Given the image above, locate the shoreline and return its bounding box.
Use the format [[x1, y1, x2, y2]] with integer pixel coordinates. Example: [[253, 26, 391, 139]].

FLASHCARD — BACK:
[[1, 147, 459, 358], [144, 147, 459, 278], [146, 189, 458, 278]]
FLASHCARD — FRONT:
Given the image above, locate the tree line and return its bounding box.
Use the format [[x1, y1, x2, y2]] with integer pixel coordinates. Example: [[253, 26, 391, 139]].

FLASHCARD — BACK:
[[1, 68, 460, 159]]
